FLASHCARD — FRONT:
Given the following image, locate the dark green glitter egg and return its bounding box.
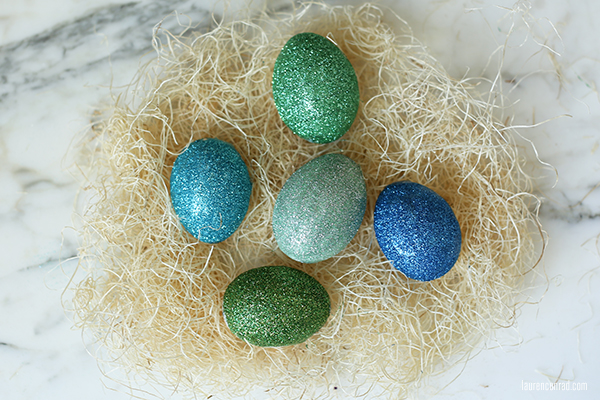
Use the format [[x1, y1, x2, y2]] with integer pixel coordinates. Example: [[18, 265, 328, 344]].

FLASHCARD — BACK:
[[272, 32, 360, 144], [222, 266, 330, 347]]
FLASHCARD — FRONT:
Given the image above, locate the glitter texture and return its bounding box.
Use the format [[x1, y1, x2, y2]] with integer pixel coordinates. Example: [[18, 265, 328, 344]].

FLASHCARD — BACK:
[[222, 266, 330, 347], [374, 181, 462, 281], [170, 138, 252, 243], [272, 153, 367, 263], [272, 32, 360, 144]]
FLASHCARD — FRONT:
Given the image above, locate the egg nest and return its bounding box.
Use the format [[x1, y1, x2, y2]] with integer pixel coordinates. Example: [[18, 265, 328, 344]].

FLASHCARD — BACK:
[[70, 3, 542, 399]]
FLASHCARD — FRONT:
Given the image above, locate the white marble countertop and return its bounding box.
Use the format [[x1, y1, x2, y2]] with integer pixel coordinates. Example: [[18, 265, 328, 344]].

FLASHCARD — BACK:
[[1, 0, 598, 399]]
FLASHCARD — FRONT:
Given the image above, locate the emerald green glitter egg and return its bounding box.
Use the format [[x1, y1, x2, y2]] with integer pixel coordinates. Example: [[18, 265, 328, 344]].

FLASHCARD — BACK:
[[272, 153, 367, 263], [222, 266, 330, 347], [272, 32, 360, 144]]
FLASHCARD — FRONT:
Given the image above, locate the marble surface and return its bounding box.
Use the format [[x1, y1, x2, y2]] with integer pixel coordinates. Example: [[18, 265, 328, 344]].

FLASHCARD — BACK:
[[1, 0, 598, 399]]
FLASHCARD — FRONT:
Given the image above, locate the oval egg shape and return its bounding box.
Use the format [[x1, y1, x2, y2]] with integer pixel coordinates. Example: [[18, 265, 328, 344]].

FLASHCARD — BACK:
[[223, 266, 330, 347], [272, 32, 360, 144], [170, 138, 252, 244], [374, 181, 462, 281], [273, 153, 366, 263]]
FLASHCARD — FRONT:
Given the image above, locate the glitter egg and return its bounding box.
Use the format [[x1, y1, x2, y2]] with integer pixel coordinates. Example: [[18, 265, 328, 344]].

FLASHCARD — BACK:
[[223, 266, 330, 347], [272, 153, 366, 263], [374, 181, 462, 281], [170, 138, 252, 243], [272, 32, 360, 144]]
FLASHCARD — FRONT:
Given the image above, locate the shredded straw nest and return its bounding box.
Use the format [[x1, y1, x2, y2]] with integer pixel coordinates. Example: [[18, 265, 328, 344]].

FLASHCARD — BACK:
[[70, 3, 543, 399]]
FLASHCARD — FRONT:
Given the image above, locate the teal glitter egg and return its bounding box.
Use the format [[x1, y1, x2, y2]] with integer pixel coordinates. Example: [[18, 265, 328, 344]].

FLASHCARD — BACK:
[[374, 181, 462, 281], [272, 153, 367, 263], [222, 266, 330, 347], [170, 138, 252, 244], [272, 32, 360, 144]]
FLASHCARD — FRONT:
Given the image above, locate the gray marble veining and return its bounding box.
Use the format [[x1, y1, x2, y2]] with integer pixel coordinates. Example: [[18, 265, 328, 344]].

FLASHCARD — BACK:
[[0, 1, 213, 104]]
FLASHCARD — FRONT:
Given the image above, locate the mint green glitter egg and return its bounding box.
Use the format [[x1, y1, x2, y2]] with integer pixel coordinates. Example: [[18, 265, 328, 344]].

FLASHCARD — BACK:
[[272, 32, 360, 144], [272, 153, 367, 263], [222, 266, 330, 347]]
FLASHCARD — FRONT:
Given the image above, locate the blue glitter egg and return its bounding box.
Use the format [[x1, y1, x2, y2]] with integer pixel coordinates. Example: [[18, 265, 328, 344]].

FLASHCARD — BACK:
[[374, 181, 461, 281], [170, 138, 252, 243], [272, 153, 367, 263]]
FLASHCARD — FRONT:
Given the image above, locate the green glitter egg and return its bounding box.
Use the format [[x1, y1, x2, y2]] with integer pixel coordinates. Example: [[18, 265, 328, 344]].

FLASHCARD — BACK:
[[222, 266, 330, 347], [272, 32, 360, 144], [272, 153, 367, 263]]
